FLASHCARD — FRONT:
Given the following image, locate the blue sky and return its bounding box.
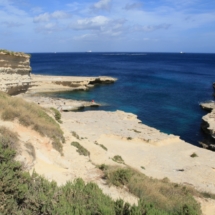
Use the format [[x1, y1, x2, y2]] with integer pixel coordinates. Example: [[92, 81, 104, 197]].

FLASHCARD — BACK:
[[0, 0, 215, 53]]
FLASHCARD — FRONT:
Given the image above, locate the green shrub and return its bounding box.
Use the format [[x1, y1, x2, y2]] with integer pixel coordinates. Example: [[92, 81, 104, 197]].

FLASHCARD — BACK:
[[98, 164, 109, 171], [112, 155, 124, 164], [94, 141, 108, 151], [190, 153, 198, 158], [0, 126, 19, 149], [102, 166, 202, 215], [50, 107, 62, 123], [71, 142, 90, 156], [72, 131, 80, 139], [105, 168, 131, 186], [0, 139, 204, 215]]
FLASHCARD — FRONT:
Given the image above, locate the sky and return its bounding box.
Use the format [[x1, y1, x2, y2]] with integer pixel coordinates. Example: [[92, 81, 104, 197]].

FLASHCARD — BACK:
[[0, 0, 215, 53]]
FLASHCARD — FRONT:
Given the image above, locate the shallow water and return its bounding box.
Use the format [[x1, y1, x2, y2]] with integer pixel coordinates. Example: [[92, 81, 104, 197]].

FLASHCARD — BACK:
[[31, 52, 215, 146]]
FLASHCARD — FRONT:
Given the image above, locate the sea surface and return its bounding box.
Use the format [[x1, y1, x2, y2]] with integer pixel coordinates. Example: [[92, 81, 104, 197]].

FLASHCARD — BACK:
[[30, 52, 215, 146]]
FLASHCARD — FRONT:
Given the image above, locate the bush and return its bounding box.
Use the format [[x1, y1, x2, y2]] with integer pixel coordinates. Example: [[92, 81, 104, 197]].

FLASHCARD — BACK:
[[94, 141, 108, 151], [112, 155, 124, 164], [50, 107, 62, 123], [102, 166, 202, 215], [190, 153, 198, 158], [72, 131, 80, 140], [0, 126, 19, 149], [105, 168, 131, 186], [71, 142, 90, 156], [0, 141, 152, 215]]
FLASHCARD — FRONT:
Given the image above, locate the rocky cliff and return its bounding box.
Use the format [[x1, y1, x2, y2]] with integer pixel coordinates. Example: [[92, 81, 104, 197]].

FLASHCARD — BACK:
[[200, 101, 215, 150], [0, 50, 31, 95]]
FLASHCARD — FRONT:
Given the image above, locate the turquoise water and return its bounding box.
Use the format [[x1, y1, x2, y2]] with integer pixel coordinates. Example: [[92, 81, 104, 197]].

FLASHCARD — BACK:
[[31, 52, 215, 146]]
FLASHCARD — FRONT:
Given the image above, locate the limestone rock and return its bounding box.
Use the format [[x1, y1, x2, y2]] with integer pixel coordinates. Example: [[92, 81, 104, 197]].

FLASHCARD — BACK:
[[0, 50, 31, 95]]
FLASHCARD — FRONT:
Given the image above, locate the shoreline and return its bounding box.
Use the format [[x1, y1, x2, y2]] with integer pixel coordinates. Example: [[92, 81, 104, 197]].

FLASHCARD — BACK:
[[9, 74, 215, 214], [2, 51, 215, 213], [29, 74, 117, 94], [17, 74, 215, 193]]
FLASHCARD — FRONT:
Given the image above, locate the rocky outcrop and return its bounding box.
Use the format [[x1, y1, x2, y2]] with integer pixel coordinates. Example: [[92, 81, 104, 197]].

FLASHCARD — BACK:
[[0, 50, 32, 95], [21, 94, 101, 111], [29, 74, 117, 93], [200, 101, 215, 150]]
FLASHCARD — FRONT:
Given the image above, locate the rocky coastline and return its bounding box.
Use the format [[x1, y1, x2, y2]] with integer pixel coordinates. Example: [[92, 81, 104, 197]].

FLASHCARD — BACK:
[[29, 74, 117, 93], [199, 83, 215, 150], [1, 51, 215, 214]]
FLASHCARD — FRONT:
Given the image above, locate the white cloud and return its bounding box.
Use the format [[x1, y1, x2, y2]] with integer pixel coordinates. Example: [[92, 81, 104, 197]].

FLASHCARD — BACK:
[[33, 11, 71, 23], [70, 16, 127, 38], [71, 16, 109, 30], [91, 0, 112, 12], [35, 23, 62, 34]]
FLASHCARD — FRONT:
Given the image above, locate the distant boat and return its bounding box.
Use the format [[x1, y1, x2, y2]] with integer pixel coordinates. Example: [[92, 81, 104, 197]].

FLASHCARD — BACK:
[[180, 51, 183, 54], [87, 50, 92, 53]]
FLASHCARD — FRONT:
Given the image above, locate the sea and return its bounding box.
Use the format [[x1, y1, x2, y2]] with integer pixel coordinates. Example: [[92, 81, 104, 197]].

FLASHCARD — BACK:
[[30, 52, 215, 146]]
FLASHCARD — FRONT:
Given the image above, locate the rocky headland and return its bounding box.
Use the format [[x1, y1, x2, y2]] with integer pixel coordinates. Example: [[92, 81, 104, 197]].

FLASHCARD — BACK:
[[30, 74, 117, 93]]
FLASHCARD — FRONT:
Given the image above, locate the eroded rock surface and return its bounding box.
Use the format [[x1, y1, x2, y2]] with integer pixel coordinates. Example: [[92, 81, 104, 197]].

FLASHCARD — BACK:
[[200, 101, 215, 150], [29, 74, 117, 93], [0, 51, 31, 95]]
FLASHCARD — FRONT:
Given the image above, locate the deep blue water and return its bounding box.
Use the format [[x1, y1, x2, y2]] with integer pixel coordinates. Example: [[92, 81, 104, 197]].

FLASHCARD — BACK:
[[30, 52, 215, 146]]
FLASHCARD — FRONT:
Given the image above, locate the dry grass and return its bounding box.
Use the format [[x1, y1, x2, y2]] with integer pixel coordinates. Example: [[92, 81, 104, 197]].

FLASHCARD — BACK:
[[103, 166, 202, 214], [0, 92, 64, 154], [0, 126, 19, 149], [0, 49, 30, 57]]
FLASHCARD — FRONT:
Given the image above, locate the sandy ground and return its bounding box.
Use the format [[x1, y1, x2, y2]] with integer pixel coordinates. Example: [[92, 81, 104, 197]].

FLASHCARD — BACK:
[[61, 110, 215, 194]]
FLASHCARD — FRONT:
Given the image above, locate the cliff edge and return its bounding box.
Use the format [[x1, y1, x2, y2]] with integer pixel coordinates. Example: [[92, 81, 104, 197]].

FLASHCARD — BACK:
[[0, 50, 31, 95]]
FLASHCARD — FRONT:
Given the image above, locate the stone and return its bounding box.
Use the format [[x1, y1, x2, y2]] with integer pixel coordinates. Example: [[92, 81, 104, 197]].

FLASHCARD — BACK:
[[0, 51, 31, 95]]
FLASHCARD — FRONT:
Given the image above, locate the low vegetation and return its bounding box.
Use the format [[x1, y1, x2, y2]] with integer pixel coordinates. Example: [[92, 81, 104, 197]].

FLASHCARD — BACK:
[[0, 140, 144, 215], [72, 131, 80, 139], [94, 141, 108, 151], [50, 107, 62, 123], [102, 165, 202, 215], [71, 141, 90, 156], [133, 129, 141, 133], [0, 92, 64, 154], [0, 49, 30, 57], [0, 123, 207, 215], [0, 126, 19, 150], [112, 155, 125, 164], [190, 153, 198, 158]]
